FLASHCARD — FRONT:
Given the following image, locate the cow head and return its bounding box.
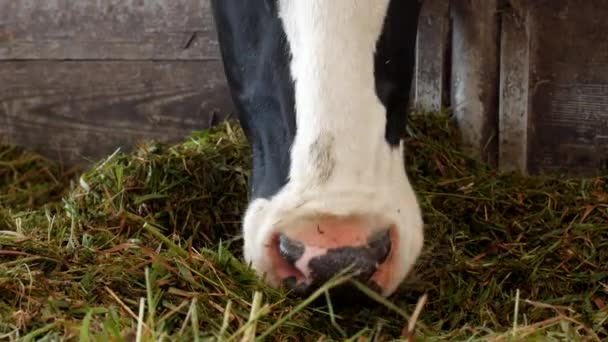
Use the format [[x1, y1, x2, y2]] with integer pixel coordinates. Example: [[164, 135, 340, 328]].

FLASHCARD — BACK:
[[212, 0, 423, 297]]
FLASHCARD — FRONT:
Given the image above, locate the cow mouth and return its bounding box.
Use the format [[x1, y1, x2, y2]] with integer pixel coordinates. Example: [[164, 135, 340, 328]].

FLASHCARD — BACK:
[[266, 227, 398, 297]]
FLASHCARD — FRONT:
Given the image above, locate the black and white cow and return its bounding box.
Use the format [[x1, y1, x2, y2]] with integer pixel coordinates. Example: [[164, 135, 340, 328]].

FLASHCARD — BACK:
[[211, 0, 423, 297]]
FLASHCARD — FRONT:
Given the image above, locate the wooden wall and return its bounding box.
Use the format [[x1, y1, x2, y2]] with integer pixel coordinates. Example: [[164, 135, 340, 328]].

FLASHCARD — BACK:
[[1, 0, 608, 176], [415, 0, 608, 177], [0, 0, 232, 167], [523, 0, 608, 176]]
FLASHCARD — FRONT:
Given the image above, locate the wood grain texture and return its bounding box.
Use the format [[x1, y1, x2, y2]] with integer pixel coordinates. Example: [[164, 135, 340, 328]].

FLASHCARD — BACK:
[[0, 0, 218, 60], [0, 0, 235, 168], [450, 0, 500, 166], [0, 61, 232, 166], [526, 0, 608, 176], [498, 1, 530, 173], [414, 0, 450, 113]]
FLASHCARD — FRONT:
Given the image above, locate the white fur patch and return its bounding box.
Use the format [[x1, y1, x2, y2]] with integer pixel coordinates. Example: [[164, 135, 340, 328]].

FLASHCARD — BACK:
[[242, 0, 424, 297]]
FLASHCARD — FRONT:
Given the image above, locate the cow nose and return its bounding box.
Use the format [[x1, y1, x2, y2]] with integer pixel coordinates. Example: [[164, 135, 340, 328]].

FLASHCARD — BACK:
[[278, 230, 391, 295]]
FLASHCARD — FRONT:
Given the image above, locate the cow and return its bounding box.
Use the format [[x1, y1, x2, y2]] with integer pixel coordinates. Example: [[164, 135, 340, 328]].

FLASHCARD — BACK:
[[210, 0, 423, 297]]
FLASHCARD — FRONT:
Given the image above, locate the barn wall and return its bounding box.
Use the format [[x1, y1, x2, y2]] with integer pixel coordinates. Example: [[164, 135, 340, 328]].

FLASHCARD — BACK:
[[525, 0, 608, 176], [416, 0, 608, 176], [0, 0, 233, 167], [2, 0, 607, 176], [496, 0, 608, 176]]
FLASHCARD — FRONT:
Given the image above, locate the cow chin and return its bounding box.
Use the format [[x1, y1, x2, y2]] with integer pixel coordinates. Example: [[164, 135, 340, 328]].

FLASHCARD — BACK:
[[241, 169, 423, 297]]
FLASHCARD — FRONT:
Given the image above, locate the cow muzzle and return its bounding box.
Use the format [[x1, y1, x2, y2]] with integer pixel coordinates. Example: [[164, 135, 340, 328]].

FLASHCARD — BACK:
[[266, 215, 398, 296]]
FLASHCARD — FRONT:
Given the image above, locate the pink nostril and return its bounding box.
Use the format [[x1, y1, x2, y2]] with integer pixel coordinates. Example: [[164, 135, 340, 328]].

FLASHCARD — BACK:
[[367, 230, 391, 264], [278, 234, 305, 265]]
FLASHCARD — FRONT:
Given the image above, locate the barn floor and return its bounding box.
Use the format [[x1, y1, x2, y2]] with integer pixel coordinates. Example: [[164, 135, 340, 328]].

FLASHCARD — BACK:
[[0, 113, 606, 341]]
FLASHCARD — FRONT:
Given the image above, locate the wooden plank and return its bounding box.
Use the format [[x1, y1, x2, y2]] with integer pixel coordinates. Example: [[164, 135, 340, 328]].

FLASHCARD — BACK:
[[414, 0, 450, 112], [0, 61, 232, 167], [498, 1, 530, 173], [0, 0, 219, 60], [526, 0, 608, 176], [450, 0, 500, 165]]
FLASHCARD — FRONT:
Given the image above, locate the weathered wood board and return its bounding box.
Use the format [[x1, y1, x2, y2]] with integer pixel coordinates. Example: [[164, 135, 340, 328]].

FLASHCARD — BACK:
[[526, 0, 608, 176], [0, 0, 218, 60], [0, 61, 231, 166], [414, 0, 450, 113], [450, 0, 500, 166], [0, 0, 233, 167], [498, 0, 530, 173], [499, 0, 608, 176]]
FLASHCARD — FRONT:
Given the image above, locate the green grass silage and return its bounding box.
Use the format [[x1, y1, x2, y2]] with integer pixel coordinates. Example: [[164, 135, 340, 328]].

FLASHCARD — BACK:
[[1, 113, 607, 341]]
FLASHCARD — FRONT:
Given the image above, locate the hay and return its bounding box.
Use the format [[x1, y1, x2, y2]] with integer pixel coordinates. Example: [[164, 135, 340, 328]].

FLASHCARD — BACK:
[[0, 112, 606, 341]]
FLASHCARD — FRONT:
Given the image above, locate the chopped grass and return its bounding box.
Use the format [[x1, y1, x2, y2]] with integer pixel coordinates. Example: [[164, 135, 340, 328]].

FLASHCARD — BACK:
[[0, 145, 74, 211], [1, 112, 607, 341]]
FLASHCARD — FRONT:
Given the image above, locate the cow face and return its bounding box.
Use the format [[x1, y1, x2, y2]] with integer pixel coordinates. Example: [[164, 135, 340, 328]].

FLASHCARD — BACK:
[[211, 0, 423, 297]]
